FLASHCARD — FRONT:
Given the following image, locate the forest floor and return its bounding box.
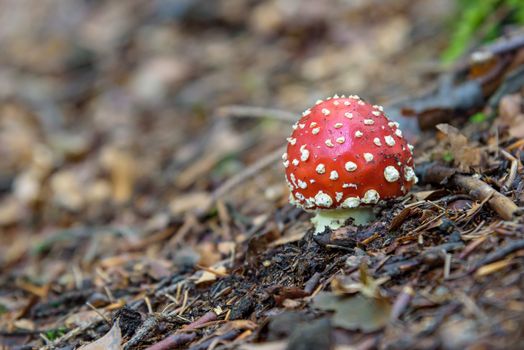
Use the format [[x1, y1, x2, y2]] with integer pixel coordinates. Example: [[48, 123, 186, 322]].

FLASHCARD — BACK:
[[0, 1, 523, 349]]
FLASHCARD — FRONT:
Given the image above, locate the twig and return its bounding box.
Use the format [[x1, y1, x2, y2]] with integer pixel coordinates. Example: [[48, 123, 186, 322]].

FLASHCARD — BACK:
[[411, 213, 446, 234], [104, 286, 115, 303], [500, 149, 520, 191], [459, 236, 488, 259], [456, 291, 488, 320], [417, 163, 520, 220], [488, 64, 524, 111], [473, 31, 524, 58], [468, 239, 524, 274], [39, 333, 51, 345], [507, 139, 524, 151], [144, 332, 197, 350], [217, 105, 297, 123], [303, 272, 322, 295], [0, 329, 54, 336], [182, 311, 218, 331], [453, 174, 518, 220], [443, 253, 452, 279], [40, 320, 104, 350], [142, 311, 219, 350], [390, 285, 415, 321], [460, 191, 493, 227], [86, 302, 111, 325], [187, 329, 242, 350], [123, 315, 160, 350], [145, 296, 154, 314], [195, 264, 229, 278], [418, 302, 462, 337]]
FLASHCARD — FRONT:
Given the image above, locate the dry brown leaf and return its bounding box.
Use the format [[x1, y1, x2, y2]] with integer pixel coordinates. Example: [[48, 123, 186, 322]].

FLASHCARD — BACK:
[[499, 94, 522, 121], [498, 94, 524, 138], [78, 322, 122, 350], [194, 265, 227, 285], [13, 319, 35, 331], [389, 207, 416, 231], [436, 123, 481, 171], [412, 189, 448, 201]]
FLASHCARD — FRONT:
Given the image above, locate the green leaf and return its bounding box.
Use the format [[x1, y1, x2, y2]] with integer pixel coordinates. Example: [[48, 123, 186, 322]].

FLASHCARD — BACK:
[[43, 327, 68, 341], [443, 151, 454, 163], [469, 112, 487, 123], [440, 0, 524, 63]]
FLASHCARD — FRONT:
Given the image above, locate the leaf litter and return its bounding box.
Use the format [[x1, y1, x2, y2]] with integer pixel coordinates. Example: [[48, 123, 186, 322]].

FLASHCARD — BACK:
[[0, 1, 524, 350]]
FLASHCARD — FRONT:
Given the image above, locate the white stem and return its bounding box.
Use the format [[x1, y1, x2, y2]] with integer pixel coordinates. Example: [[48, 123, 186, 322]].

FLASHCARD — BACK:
[[311, 207, 375, 234]]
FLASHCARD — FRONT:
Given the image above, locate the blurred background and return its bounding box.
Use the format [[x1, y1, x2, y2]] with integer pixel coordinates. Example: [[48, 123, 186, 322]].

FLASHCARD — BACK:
[[1, 0, 524, 318], [0, 0, 454, 233]]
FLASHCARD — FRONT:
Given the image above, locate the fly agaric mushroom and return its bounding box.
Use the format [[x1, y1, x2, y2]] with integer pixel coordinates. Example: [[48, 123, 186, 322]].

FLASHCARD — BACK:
[[284, 95, 416, 233]]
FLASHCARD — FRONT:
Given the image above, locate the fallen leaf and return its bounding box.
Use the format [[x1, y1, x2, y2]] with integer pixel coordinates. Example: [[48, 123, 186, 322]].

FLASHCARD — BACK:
[[412, 189, 448, 201], [78, 322, 122, 350], [193, 265, 227, 285], [272, 287, 309, 305], [13, 319, 35, 331], [313, 292, 391, 332], [389, 207, 417, 231], [499, 94, 522, 120], [436, 123, 481, 171], [498, 94, 524, 138]]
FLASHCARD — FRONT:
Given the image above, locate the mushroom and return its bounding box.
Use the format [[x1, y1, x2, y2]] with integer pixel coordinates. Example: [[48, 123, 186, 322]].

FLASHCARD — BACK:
[[284, 95, 417, 233]]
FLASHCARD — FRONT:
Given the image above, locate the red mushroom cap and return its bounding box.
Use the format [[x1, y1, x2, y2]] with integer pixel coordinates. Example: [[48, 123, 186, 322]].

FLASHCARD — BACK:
[[284, 95, 416, 210]]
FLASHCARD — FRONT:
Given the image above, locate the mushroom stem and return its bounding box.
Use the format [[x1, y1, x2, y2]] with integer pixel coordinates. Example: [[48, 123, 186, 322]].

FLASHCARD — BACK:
[[311, 207, 375, 234]]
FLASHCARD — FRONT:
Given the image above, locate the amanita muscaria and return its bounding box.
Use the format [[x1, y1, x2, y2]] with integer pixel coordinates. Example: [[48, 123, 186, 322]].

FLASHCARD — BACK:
[[284, 95, 417, 233]]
